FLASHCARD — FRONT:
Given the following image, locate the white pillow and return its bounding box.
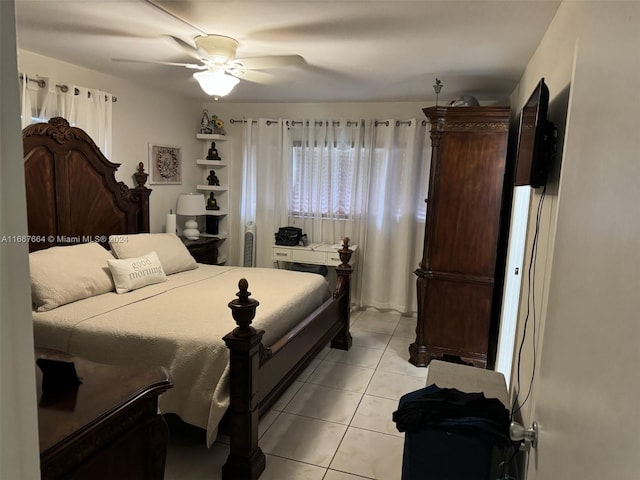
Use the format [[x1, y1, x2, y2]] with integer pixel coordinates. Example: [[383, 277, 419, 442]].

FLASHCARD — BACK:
[[107, 251, 167, 294], [109, 233, 197, 275], [30, 242, 115, 312]]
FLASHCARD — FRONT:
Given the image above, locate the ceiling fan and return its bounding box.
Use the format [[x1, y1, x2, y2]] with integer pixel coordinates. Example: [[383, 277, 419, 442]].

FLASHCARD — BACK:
[[113, 34, 305, 98]]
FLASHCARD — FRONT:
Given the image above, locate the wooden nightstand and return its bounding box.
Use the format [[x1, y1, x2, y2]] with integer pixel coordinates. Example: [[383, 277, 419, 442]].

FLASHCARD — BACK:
[[181, 236, 219, 265]]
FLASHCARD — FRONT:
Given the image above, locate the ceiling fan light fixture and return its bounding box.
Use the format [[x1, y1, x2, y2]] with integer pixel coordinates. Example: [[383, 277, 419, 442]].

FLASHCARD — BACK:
[[193, 70, 240, 97], [194, 35, 239, 63]]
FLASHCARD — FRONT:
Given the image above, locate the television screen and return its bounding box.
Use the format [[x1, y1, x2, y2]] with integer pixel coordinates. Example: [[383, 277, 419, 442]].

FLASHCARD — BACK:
[[514, 78, 553, 188]]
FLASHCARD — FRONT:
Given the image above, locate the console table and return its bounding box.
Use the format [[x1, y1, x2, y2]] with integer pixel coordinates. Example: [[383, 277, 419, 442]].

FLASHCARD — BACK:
[[272, 243, 358, 267], [36, 348, 173, 480]]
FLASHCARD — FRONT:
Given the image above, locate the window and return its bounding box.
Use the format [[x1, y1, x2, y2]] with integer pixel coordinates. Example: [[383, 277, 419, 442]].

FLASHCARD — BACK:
[[290, 141, 361, 219], [287, 120, 429, 225]]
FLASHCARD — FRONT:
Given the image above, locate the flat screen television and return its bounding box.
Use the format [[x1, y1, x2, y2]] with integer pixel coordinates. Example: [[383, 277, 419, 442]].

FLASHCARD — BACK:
[[513, 78, 555, 188]]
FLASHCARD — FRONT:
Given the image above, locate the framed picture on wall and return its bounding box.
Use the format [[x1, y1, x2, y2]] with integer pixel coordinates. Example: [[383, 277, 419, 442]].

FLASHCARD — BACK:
[[148, 144, 182, 185]]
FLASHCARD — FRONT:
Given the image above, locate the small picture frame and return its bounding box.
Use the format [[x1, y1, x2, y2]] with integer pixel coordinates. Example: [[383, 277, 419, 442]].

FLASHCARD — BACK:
[[148, 144, 182, 185]]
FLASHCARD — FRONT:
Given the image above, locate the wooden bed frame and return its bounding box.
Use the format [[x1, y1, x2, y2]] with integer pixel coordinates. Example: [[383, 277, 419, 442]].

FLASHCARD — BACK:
[[23, 117, 353, 480]]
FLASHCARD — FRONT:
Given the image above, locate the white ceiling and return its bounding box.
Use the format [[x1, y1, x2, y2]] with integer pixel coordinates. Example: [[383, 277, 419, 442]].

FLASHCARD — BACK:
[[15, 0, 561, 104]]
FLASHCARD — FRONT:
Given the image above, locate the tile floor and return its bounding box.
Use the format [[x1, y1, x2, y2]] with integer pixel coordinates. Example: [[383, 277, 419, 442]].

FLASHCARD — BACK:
[[165, 309, 427, 480]]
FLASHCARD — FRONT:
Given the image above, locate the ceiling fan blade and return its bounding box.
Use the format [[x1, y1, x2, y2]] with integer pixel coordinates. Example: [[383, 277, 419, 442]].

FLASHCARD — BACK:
[[227, 68, 278, 85], [165, 35, 208, 62], [231, 55, 305, 70], [111, 58, 206, 69]]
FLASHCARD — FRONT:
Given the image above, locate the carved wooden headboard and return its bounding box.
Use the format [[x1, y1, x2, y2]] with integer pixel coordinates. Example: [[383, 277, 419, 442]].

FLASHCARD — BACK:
[[22, 117, 152, 252]]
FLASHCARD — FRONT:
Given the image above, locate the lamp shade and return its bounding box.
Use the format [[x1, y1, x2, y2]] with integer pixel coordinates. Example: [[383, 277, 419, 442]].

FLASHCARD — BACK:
[[193, 70, 240, 97], [176, 193, 206, 216], [177, 193, 205, 240]]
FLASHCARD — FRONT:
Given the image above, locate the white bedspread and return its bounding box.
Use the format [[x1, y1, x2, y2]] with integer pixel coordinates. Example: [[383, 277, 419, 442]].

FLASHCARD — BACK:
[[33, 265, 331, 445]]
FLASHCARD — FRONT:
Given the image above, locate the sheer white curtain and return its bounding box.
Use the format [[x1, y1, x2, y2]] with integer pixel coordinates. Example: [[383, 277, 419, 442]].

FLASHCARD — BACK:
[[287, 119, 372, 246], [19, 74, 36, 128], [239, 119, 290, 268], [240, 116, 430, 313], [18, 76, 113, 156], [359, 119, 430, 313], [239, 118, 257, 265], [67, 86, 113, 157], [38, 77, 59, 120]]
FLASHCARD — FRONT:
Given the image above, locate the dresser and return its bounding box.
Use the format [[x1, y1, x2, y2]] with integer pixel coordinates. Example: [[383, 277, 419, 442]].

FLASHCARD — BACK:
[[36, 348, 172, 480], [410, 106, 510, 368]]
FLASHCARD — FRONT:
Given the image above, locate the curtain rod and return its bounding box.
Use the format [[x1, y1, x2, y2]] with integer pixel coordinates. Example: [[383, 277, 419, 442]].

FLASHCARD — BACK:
[[19, 75, 117, 103], [229, 118, 426, 127]]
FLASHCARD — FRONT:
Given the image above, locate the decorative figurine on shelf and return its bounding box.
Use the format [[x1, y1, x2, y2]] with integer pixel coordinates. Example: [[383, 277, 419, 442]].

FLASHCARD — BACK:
[[206, 192, 220, 210], [199, 109, 213, 134], [206, 170, 220, 186], [209, 114, 226, 135], [206, 142, 221, 160]]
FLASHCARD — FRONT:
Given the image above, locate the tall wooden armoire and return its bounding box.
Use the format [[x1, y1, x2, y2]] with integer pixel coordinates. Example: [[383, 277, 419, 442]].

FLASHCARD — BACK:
[[410, 106, 510, 368]]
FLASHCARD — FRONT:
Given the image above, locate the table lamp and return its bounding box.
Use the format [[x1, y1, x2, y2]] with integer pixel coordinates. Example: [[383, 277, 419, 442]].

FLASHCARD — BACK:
[[177, 193, 205, 240]]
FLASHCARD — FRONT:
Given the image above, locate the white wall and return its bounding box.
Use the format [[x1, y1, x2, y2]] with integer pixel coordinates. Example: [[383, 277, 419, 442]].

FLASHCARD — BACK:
[[1, 2, 41, 477], [507, 0, 577, 423], [511, 2, 640, 478]]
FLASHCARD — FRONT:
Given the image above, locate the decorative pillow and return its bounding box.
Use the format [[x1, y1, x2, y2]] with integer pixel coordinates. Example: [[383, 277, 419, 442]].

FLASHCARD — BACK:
[[107, 251, 167, 294], [109, 233, 197, 274], [30, 242, 115, 312]]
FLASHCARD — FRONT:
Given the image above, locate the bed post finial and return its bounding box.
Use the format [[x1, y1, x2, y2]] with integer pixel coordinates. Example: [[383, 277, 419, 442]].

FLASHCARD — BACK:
[[338, 237, 353, 267], [133, 162, 148, 188], [228, 278, 261, 336], [130, 163, 152, 233]]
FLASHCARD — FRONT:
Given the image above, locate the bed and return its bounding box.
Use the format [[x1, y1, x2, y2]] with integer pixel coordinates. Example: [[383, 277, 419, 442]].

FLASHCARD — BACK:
[[24, 117, 354, 480]]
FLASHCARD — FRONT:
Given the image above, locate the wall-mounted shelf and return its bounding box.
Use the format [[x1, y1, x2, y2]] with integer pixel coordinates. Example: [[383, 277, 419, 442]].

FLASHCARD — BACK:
[[197, 185, 227, 192], [196, 133, 230, 265], [196, 133, 227, 141], [196, 159, 228, 167]]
